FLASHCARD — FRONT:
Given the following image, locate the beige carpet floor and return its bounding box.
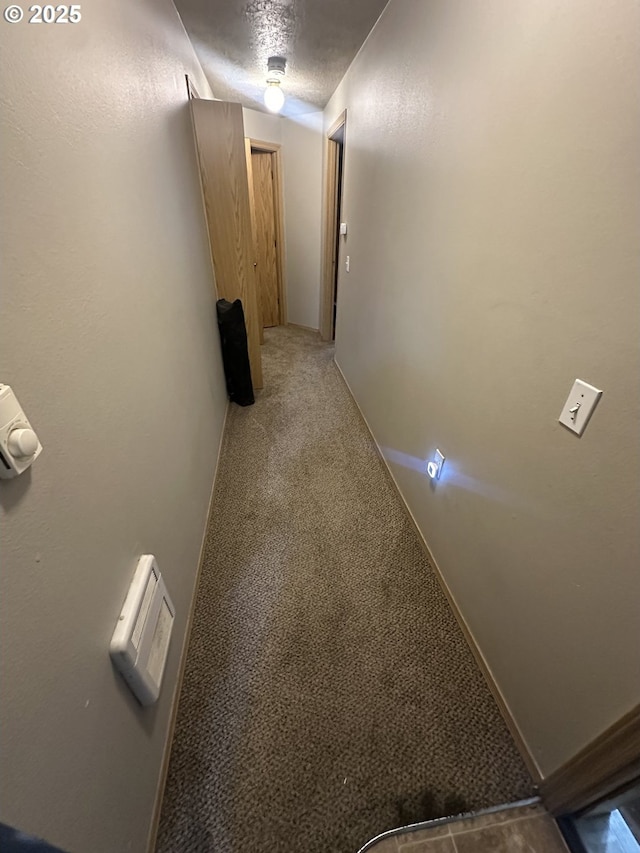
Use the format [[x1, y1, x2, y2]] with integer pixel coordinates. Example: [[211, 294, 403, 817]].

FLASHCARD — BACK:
[[156, 326, 533, 853]]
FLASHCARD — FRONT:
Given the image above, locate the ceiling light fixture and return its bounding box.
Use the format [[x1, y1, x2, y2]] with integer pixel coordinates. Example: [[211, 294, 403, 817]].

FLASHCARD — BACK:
[[264, 56, 286, 113]]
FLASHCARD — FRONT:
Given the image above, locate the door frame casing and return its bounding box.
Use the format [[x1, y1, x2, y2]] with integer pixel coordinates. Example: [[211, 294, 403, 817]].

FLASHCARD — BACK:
[[246, 138, 287, 326], [540, 703, 640, 815], [320, 110, 347, 341]]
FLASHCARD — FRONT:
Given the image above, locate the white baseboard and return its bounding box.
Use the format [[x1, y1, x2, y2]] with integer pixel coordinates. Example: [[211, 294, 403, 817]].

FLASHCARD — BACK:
[[286, 321, 320, 334]]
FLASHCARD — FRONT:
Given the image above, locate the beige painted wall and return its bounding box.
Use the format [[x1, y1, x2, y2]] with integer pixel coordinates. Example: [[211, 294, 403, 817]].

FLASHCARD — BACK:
[[242, 107, 283, 147], [281, 114, 324, 330], [325, 0, 640, 778], [0, 2, 228, 851], [243, 108, 324, 330]]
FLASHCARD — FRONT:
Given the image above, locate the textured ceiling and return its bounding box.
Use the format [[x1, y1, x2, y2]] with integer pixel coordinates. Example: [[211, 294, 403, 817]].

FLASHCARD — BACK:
[[174, 0, 389, 115]]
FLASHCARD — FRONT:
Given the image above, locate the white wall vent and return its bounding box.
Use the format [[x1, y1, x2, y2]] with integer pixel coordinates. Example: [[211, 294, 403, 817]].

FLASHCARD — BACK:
[[110, 555, 175, 706]]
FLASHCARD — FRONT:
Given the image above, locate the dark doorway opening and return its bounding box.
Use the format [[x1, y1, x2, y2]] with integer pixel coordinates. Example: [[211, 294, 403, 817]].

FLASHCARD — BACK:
[[331, 125, 345, 341], [320, 110, 347, 341]]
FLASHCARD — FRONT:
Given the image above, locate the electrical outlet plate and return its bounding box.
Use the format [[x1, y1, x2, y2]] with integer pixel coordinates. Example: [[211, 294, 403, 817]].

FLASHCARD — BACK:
[[558, 379, 603, 436]]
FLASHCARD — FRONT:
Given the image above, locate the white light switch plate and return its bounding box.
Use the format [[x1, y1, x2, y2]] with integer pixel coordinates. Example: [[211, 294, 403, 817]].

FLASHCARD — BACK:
[[558, 379, 603, 436]]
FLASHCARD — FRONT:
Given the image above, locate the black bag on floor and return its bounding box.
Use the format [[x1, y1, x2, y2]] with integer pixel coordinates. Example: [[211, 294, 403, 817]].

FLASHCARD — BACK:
[[216, 298, 255, 407]]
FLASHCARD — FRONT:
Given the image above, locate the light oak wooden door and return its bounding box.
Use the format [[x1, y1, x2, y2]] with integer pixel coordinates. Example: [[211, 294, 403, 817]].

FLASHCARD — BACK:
[[190, 99, 263, 388], [244, 140, 264, 344], [250, 151, 280, 327]]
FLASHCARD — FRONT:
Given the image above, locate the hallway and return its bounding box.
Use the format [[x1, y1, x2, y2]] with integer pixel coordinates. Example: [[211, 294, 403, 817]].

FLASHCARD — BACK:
[[156, 327, 532, 853]]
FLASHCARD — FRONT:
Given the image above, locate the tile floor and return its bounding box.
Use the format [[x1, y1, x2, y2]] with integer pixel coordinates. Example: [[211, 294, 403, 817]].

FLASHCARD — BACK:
[[363, 801, 570, 853]]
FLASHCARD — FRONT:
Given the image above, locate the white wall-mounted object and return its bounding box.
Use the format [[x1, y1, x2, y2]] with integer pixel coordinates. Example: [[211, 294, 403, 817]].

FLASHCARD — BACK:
[[110, 555, 175, 707], [339, 222, 348, 236], [427, 448, 445, 480], [558, 379, 603, 436], [0, 384, 43, 479], [345, 255, 350, 272]]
